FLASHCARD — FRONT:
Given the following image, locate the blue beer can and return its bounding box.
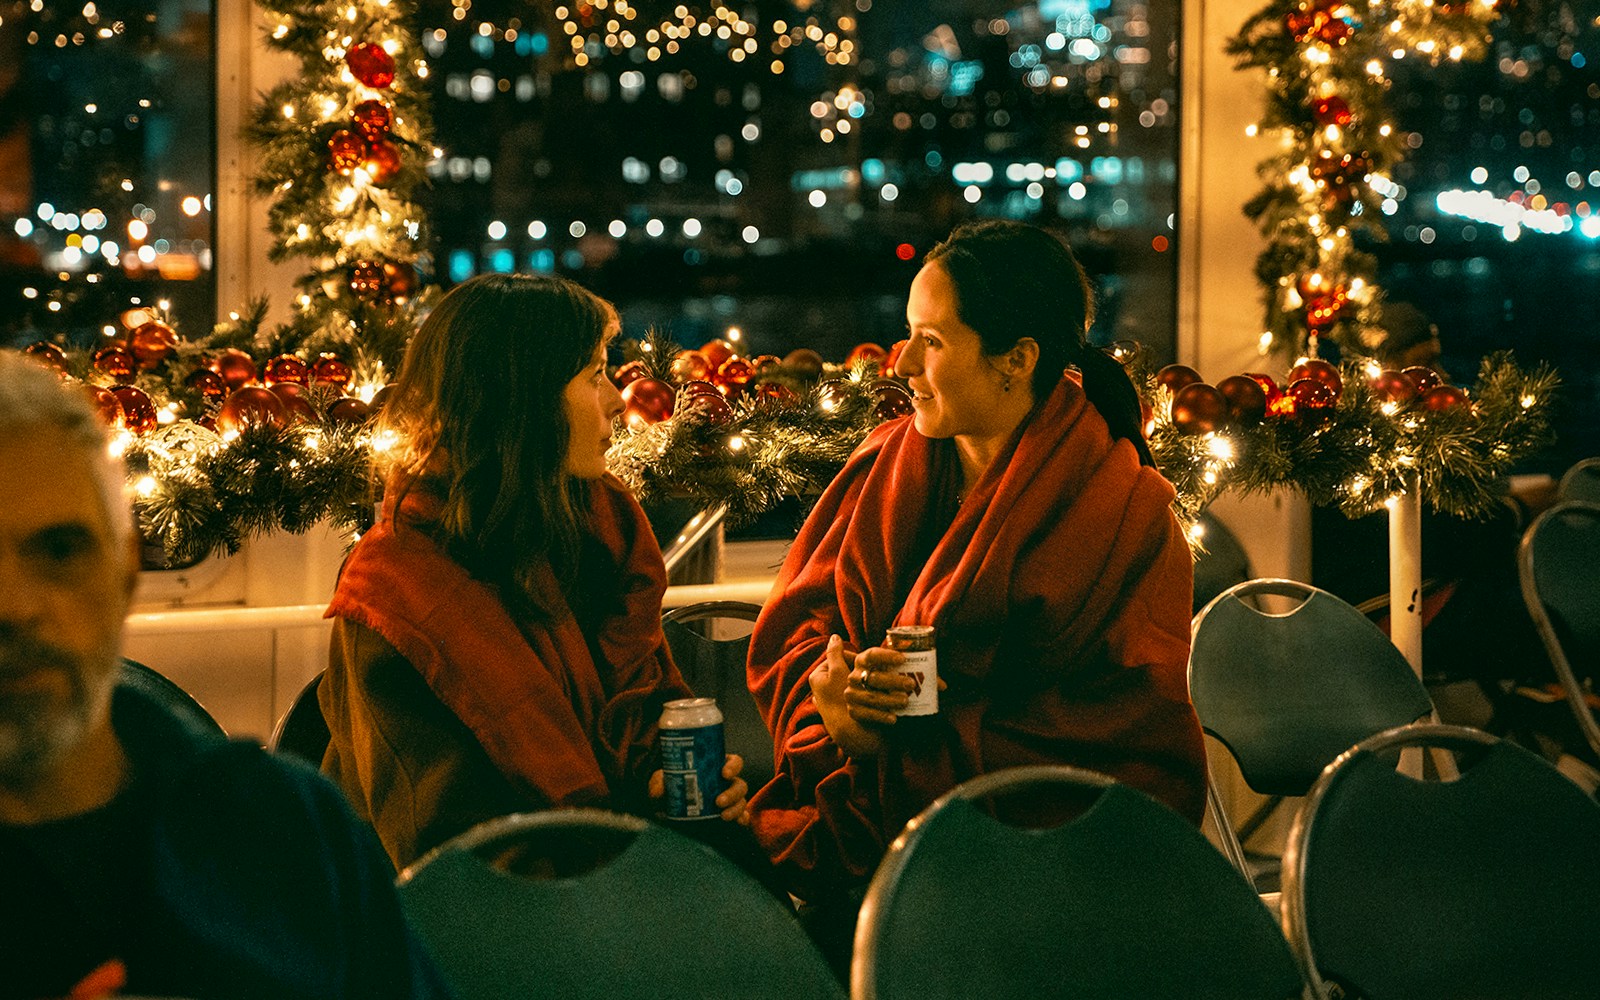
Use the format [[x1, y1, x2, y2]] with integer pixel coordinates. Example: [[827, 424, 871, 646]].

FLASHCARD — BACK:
[[659, 697, 726, 820]]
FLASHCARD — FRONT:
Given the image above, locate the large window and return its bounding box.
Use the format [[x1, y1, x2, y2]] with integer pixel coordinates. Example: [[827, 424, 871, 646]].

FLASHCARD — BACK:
[[1377, 3, 1599, 471], [417, 0, 1182, 361], [0, 0, 215, 345]]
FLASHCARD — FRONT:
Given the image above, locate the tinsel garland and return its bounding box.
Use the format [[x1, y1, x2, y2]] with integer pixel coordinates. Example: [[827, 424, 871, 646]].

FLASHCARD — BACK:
[[1228, 0, 1503, 355]]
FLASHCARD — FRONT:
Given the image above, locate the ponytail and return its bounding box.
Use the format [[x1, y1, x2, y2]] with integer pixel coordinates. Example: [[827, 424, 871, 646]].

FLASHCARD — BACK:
[[1076, 348, 1154, 468]]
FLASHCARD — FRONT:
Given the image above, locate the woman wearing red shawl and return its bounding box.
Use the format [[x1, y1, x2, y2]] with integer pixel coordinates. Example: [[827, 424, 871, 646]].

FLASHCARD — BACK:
[[747, 221, 1207, 909], [320, 274, 748, 869]]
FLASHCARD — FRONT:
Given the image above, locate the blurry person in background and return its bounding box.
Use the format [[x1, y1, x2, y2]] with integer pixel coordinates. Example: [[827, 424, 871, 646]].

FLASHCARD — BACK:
[[0, 351, 449, 1000]]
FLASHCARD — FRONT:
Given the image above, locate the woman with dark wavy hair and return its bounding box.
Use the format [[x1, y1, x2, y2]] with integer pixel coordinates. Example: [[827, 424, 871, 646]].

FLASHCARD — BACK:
[[320, 273, 748, 869], [747, 221, 1205, 924]]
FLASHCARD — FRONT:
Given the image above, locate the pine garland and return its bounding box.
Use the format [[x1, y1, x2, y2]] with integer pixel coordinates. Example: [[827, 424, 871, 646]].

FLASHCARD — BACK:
[[1229, 1, 1503, 355], [1147, 353, 1557, 527], [247, 0, 436, 372]]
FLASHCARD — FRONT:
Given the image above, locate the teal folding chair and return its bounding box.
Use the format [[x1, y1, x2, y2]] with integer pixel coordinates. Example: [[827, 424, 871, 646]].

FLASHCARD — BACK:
[[661, 600, 773, 792], [1518, 501, 1600, 762], [268, 670, 330, 765], [118, 658, 227, 740], [1556, 457, 1600, 504], [852, 766, 1306, 1000], [1188, 579, 1434, 888], [1282, 724, 1600, 1000], [397, 809, 843, 1000]]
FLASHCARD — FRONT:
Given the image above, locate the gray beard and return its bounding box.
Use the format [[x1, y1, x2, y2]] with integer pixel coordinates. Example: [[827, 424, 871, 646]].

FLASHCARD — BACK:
[[0, 700, 90, 784]]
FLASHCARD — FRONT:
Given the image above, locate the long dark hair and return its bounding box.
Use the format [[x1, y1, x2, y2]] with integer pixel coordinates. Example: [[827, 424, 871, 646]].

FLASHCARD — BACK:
[[924, 220, 1154, 467], [379, 273, 618, 606]]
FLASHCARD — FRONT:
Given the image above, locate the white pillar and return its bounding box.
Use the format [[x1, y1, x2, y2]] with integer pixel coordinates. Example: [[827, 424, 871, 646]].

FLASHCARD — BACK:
[[214, 3, 300, 327], [1179, 0, 1312, 585]]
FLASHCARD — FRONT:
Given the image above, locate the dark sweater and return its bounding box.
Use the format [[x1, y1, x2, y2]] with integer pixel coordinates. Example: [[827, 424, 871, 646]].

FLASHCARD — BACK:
[[0, 681, 451, 1000]]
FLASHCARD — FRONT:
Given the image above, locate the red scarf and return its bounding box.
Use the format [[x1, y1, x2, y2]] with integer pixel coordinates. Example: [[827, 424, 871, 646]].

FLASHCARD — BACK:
[[326, 474, 689, 808], [747, 376, 1206, 896]]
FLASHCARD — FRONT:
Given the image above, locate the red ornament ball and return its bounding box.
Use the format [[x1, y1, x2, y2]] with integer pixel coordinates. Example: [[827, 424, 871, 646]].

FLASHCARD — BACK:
[[311, 353, 354, 391], [870, 380, 915, 420], [1170, 383, 1228, 435], [23, 341, 68, 372], [1244, 372, 1286, 411], [85, 385, 122, 427], [326, 397, 372, 424], [1288, 358, 1343, 398], [346, 42, 396, 89], [93, 345, 137, 380], [1402, 366, 1443, 393], [327, 129, 367, 175], [263, 355, 310, 387], [681, 390, 734, 426], [700, 339, 737, 371], [184, 367, 227, 401], [211, 349, 258, 390], [352, 99, 393, 138], [1369, 369, 1417, 405], [621, 377, 675, 431], [381, 261, 417, 301], [681, 379, 721, 399], [671, 350, 713, 383], [350, 260, 386, 300], [1304, 292, 1346, 330], [270, 383, 318, 424], [362, 138, 402, 185], [613, 360, 651, 388], [1216, 374, 1268, 427], [111, 385, 158, 435], [1421, 385, 1470, 412], [883, 339, 909, 378], [845, 342, 888, 369], [1155, 363, 1203, 394], [1288, 377, 1337, 422], [1313, 95, 1353, 127], [783, 348, 825, 379], [714, 357, 755, 398], [129, 321, 178, 367], [368, 384, 395, 413], [216, 386, 286, 435]]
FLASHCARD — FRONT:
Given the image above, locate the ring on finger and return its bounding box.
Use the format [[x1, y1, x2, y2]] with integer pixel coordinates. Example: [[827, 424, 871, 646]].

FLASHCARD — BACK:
[[854, 667, 872, 689]]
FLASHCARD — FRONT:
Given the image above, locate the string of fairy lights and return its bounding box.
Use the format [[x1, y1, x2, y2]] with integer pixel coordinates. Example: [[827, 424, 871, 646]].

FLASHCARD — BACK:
[[7, 0, 1561, 568], [1228, 0, 1505, 357]]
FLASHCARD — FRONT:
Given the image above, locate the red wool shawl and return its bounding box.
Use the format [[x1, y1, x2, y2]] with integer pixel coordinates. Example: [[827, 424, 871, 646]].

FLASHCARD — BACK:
[[326, 474, 689, 809], [746, 376, 1206, 895]]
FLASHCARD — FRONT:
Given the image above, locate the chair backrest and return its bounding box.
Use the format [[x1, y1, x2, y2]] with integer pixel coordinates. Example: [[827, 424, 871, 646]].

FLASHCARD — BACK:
[[117, 658, 227, 740], [397, 809, 844, 1000], [1517, 501, 1600, 758], [852, 766, 1305, 1000], [1282, 723, 1600, 1000], [1189, 578, 1434, 797], [661, 600, 773, 792], [268, 671, 330, 764], [1557, 457, 1600, 504]]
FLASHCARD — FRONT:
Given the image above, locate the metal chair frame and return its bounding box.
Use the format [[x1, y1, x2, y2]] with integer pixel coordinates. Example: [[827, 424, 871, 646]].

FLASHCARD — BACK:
[[118, 657, 227, 738], [1557, 457, 1600, 505], [267, 670, 329, 762], [1188, 578, 1434, 889], [1517, 500, 1600, 761]]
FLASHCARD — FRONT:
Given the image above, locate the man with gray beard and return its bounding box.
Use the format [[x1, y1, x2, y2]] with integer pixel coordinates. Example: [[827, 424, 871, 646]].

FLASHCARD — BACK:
[[0, 352, 449, 1000]]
